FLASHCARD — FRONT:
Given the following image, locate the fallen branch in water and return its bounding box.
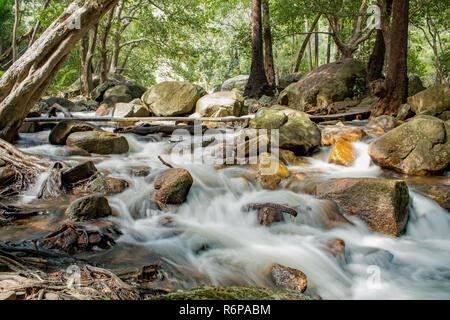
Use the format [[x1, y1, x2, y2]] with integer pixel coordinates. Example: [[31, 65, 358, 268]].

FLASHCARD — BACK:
[[244, 203, 298, 217], [158, 155, 174, 169]]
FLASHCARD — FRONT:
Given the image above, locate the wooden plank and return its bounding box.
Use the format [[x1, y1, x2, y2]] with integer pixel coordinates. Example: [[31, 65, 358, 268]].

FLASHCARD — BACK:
[[24, 116, 255, 123], [309, 107, 371, 123]]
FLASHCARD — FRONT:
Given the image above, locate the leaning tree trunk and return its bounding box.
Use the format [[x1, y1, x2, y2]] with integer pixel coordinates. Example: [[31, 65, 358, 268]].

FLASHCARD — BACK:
[[262, 0, 275, 89], [372, 0, 409, 117], [0, 0, 119, 143], [80, 25, 98, 96], [294, 14, 321, 72], [367, 30, 386, 82], [244, 0, 273, 99]]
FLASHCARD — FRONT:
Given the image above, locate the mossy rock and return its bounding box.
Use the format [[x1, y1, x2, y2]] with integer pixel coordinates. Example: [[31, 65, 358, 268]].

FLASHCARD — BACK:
[[66, 131, 129, 155], [49, 120, 100, 145], [103, 85, 133, 104], [151, 285, 311, 300]]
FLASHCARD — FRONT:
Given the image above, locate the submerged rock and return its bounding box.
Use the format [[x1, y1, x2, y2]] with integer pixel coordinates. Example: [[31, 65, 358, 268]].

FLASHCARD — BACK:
[[142, 81, 204, 116], [369, 116, 450, 175], [49, 120, 99, 145], [270, 264, 308, 293], [87, 176, 130, 195], [154, 168, 193, 205], [66, 195, 112, 221], [254, 153, 290, 190], [328, 138, 357, 167], [66, 131, 129, 155], [315, 178, 410, 237]]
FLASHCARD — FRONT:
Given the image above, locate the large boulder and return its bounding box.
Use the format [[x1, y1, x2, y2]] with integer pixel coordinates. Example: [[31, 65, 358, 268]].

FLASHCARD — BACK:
[[250, 106, 321, 155], [315, 178, 410, 236], [66, 131, 129, 155], [65, 195, 112, 222], [102, 85, 133, 104], [113, 103, 149, 118], [154, 168, 193, 204], [277, 58, 367, 111], [142, 81, 203, 116], [91, 80, 120, 102], [407, 84, 450, 115], [220, 75, 249, 94], [369, 116, 450, 175], [278, 72, 305, 90], [49, 120, 100, 145], [408, 76, 426, 97], [195, 91, 247, 117]]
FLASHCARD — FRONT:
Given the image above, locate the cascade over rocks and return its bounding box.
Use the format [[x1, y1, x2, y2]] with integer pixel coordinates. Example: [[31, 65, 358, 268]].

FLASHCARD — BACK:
[[315, 178, 410, 237], [369, 116, 450, 175], [277, 58, 367, 111]]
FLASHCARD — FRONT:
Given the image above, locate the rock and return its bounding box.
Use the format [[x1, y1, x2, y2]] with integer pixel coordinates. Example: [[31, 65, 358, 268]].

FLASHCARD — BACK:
[[278, 72, 305, 90], [103, 85, 133, 104], [61, 161, 97, 185], [142, 81, 203, 116], [154, 168, 193, 204], [91, 80, 120, 102], [368, 116, 450, 175], [87, 176, 129, 195], [250, 106, 321, 155], [74, 99, 99, 111], [321, 123, 366, 146], [113, 102, 149, 118], [325, 238, 346, 258], [45, 97, 80, 112], [256, 206, 284, 226], [408, 75, 426, 97], [129, 166, 152, 177], [328, 138, 357, 167], [19, 122, 37, 133], [279, 149, 309, 166], [358, 95, 378, 109], [220, 75, 249, 94], [255, 152, 290, 190], [439, 111, 450, 121], [65, 195, 112, 221], [270, 264, 307, 293], [65, 76, 100, 97], [407, 84, 450, 115], [66, 131, 129, 155], [406, 179, 450, 212], [95, 104, 112, 116], [277, 58, 367, 111], [49, 120, 100, 145], [315, 178, 410, 236], [28, 100, 49, 117], [396, 103, 414, 121], [367, 115, 399, 134], [0, 167, 15, 187], [195, 91, 247, 117]]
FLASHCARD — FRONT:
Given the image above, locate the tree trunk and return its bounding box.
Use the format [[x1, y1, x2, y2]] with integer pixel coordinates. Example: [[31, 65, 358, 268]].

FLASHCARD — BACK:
[[367, 30, 386, 82], [0, 0, 119, 143], [80, 25, 98, 96], [100, 6, 115, 83], [12, 0, 20, 63], [244, 0, 272, 99], [262, 0, 275, 89], [372, 0, 409, 117], [314, 25, 319, 68], [326, 25, 331, 64], [306, 18, 313, 71]]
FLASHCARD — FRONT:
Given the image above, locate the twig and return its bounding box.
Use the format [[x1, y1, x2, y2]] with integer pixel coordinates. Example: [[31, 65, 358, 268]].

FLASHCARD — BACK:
[[158, 156, 174, 169]]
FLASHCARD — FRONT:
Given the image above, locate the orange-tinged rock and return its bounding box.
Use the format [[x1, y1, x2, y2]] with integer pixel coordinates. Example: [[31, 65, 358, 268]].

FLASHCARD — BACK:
[[321, 123, 366, 146], [328, 138, 356, 167], [255, 153, 290, 189]]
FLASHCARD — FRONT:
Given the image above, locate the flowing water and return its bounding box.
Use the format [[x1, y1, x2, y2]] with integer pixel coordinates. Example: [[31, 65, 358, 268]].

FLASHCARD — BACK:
[[5, 121, 450, 300]]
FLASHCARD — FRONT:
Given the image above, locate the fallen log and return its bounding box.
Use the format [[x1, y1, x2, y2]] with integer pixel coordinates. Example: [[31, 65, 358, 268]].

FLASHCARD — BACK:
[[115, 124, 207, 136], [244, 203, 298, 217]]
